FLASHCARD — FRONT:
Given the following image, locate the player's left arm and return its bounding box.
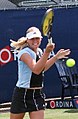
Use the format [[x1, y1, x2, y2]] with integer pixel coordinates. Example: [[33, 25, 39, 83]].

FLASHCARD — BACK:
[[44, 49, 71, 71]]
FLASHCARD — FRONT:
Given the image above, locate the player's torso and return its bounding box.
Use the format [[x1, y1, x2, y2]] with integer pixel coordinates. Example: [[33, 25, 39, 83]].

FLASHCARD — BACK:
[[16, 47, 44, 89]]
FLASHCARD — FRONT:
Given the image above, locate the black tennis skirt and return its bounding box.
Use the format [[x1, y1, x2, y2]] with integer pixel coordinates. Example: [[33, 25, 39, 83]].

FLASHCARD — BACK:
[[10, 86, 46, 114]]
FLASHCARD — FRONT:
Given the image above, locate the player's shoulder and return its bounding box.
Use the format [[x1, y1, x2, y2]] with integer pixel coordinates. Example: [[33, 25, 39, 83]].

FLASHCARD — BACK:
[[37, 48, 43, 52], [20, 47, 34, 54], [18, 47, 36, 59], [37, 48, 43, 56]]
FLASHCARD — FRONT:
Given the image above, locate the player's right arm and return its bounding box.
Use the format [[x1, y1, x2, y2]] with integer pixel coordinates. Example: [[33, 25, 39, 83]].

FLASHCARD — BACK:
[[20, 44, 54, 75]]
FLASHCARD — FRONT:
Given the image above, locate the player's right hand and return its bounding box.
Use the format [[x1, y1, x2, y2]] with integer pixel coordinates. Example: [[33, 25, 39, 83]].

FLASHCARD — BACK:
[[45, 43, 55, 53]]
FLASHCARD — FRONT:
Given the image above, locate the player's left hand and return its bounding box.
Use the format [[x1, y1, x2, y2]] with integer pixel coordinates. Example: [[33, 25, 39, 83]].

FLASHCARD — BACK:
[[55, 49, 71, 60]]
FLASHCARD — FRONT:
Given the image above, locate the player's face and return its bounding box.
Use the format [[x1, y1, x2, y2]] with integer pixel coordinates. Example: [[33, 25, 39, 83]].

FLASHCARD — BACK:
[[27, 37, 42, 52]]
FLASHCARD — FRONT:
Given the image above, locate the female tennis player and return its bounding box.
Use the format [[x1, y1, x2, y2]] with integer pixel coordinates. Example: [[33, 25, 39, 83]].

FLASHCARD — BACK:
[[10, 26, 71, 119]]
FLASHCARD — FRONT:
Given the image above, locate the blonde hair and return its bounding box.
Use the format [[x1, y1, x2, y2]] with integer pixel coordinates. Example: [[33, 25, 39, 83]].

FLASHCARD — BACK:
[[10, 37, 27, 52]]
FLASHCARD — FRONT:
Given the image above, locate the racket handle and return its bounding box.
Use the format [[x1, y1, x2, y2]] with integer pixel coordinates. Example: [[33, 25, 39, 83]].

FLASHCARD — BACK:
[[48, 37, 53, 44]]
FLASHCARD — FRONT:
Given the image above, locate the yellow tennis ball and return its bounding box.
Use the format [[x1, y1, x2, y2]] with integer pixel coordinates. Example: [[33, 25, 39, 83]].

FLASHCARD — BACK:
[[66, 58, 75, 67]]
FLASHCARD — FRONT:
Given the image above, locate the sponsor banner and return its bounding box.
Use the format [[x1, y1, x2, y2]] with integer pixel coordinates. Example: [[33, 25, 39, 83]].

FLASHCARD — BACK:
[[45, 98, 78, 109], [73, 99, 78, 108], [0, 45, 14, 66]]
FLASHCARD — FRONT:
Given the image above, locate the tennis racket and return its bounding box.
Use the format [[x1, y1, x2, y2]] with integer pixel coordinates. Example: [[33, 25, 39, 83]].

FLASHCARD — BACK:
[[41, 9, 66, 78], [41, 8, 54, 44], [41, 9, 74, 92]]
